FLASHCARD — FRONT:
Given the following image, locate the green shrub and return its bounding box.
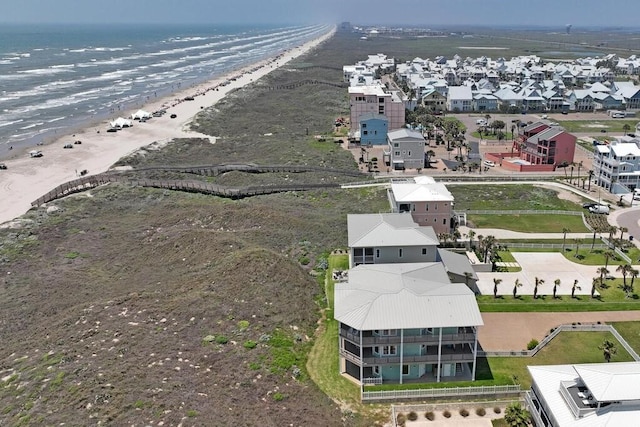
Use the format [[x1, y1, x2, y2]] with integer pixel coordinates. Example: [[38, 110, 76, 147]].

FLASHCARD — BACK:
[[476, 407, 486, 416], [186, 410, 198, 417], [460, 408, 469, 417], [443, 410, 451, 418], [407, 411, 418, 421], [494, 407, 502, 414], [425, 411, 435, 421], [202, 335, 216, 343], [272, 392, 285, 401], [396, 413, 406, 426], [298, 256, 310, 265], [237, 320, 250, 331], [248, 362, 261, 370], [527, 339, 539, 350], [215, 335, 229, 344], [243, 340, 257, 349]]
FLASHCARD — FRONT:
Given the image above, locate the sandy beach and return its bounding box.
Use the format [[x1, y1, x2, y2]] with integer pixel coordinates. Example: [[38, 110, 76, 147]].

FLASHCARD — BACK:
[[0, 28, 335, 226]]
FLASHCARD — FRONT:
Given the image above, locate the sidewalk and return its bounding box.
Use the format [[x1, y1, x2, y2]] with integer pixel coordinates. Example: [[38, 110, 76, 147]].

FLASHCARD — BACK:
[[458, 226, 591, 240]]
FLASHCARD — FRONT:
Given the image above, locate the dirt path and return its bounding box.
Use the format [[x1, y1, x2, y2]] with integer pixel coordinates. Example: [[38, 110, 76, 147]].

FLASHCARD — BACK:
[[479, 311, 640, 351]]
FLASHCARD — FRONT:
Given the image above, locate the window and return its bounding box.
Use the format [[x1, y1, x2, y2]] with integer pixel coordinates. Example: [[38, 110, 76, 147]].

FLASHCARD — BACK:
[[408, 151, 411, 156], [362, 123, 367, 129], [425, 204, 428, 211], [393, 143, 399, 148], [443, 218, 447, 224], [402, 365, 410, 375], [363, 130, 368, 135], [376, 249, 380, 258], [373, 366, 380, 375], [398, 248, 403, 258], [383, 345, 397, 355], [394, 151, 400, 156], [379, 97, 384, 103], [422, 248, 427, 255]]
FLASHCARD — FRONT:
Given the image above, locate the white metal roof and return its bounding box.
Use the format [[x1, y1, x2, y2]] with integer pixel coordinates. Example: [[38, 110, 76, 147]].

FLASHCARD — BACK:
[[334, 263, 483, 330], [574, 363, 640, 402], [347, 213, 439, 248], [391, 178, 454, 203], [528, 363, 640, 427], [609, 142, 640, 157]]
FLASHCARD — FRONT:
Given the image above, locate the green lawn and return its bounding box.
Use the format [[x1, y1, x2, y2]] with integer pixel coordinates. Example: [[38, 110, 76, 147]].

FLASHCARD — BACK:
[[470, 131, 515, 140], [449, 185, 583, 211], [482, 332, 634, 389], [611, 321, 640, 354], [556, 119, 637, 133], [478, 278, 640, 312], [576, 139, 595, 153], [468, 214, 589, 233]]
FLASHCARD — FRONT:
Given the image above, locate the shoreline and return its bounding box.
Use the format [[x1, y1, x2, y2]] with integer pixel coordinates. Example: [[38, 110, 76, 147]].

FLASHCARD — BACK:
[[0, 27, 336, 226]]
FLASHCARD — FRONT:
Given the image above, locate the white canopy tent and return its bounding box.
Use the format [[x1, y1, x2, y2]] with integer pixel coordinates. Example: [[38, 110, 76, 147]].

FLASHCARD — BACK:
[[110, 117, 133, 128], [130, 109, 151, 120]]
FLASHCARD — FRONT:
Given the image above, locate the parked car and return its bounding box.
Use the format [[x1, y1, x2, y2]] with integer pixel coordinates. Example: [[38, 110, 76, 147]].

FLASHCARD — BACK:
[[63, 143, 73, 149], [170, 114, 177, 119], [0, 163, 7, 170], [589, 204, 610, 215], [582, 202, 597, 209], [483, 160, 496, 167], [29, 150, 43, 158]]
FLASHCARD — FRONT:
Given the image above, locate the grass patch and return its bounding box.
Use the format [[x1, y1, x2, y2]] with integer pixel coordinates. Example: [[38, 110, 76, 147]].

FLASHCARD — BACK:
[[611, 321, 640, 354], [556, 119, 637, 133], [509, 246, 640, 266], [449, 184, 583, 211], [468, 214, 588, 233], [478, 278, 640, 312]]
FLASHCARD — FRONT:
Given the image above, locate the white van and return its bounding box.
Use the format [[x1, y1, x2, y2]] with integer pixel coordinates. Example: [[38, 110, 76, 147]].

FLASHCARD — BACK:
[[589, 204, 610, 215], [483, 160, 496, 167], [476, 119, 487, 125]]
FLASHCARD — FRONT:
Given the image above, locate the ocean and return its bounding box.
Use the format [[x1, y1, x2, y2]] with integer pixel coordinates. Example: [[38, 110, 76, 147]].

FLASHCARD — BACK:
[[0, 23, 330, 157]]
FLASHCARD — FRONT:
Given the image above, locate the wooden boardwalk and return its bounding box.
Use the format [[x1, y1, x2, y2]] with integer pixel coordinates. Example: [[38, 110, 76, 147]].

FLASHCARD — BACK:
[[30, 163, 363, 207]]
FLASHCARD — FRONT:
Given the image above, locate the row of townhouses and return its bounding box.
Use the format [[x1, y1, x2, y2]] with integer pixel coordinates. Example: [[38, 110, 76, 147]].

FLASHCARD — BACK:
[[345, 53, 640, 116]]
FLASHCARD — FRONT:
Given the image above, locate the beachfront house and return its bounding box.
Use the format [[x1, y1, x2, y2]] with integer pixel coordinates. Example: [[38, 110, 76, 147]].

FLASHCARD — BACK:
[[526, 362, 640, 427], [335, 262, 483, 385], [386, 128, 426, 170], [359, 113, 388, 145], [388, 176, 455, 234]]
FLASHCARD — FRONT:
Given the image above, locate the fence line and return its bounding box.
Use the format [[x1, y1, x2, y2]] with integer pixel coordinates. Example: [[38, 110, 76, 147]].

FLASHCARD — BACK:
[[362, 384, 521, 402], [506, 242, 607, 249], [465, 209, 582, 215], [479, 323, 640, 360], [391, 399, 523, 426]]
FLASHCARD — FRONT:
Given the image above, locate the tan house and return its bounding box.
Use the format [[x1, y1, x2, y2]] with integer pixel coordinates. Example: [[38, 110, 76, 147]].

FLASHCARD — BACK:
[[389, 176, 455, 234]]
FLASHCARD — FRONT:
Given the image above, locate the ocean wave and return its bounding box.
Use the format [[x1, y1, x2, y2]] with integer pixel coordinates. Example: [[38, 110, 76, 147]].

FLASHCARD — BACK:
[[0, 119, 24, 128], [17, 67, 75, 76], [20, 122, 45, 130]]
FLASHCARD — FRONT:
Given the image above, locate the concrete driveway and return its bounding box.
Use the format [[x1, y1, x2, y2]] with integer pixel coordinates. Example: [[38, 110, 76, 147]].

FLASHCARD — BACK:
[[477, 252, 600, 297]]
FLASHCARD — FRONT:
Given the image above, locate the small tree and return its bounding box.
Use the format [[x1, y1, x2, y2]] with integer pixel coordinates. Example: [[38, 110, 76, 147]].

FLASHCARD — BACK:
[[513, 278, 522, 299], [562, 228, 570, 252], [533, 277, 544, 299], [493, 277, 502, 299], [599, 339, 617, 362], [571, 279, 581, 299], [553, 278, 561, 299], [504, 402, 530, 427], [591, 277, 600, 298]]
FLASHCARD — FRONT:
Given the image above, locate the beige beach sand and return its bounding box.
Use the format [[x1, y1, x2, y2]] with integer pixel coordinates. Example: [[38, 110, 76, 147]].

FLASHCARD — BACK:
[[0, 28, 336, 226]]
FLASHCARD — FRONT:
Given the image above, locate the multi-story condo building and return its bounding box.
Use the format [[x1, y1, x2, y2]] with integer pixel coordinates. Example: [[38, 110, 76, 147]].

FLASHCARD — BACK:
[[386, 128, 426, 170], [526, 362, 640, 427], [349, 84, 405, 131], [593, 139, 640, 193]]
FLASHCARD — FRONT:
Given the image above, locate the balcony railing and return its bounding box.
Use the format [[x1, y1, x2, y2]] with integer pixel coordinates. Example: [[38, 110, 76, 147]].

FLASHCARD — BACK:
[[340, 349, 475, 366], [340, 329, 476, 346]]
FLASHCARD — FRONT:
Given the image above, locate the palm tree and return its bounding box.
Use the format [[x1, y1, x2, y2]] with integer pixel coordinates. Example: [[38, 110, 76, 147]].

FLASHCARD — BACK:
[[623, 123, 631, 135], [573, 238, 580, 258], [504, 402, 530, 427], [576, 160, 583, 185], [631, 269, 639, 297], [571, 279, 581, 299], [599, 339, 617, 362], [513, 278, 522, 299], [425, 149, 436, 168], [591, 277, 600, 298], [597, 267, 609, 282], [608, 226, 618, 242], [553, 279, 561, 299], [533, 277, 544, 299], [603, 250, 616, 270], [619, 226, 629, 241], [468, 230, 476, 250], [493, 277, 502, 299], [562, 228, 570, 252], [617, 264, 633, 297], [587, 170, 594, 191]]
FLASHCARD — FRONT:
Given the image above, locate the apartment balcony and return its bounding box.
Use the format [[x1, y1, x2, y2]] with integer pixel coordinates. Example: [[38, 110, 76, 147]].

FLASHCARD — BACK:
[[340, 327, 476, 346], [340, 346, 475, 366]]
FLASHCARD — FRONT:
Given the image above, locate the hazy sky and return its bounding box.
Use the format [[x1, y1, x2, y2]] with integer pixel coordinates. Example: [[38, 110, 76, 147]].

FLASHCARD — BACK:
[[2, 0, 640, 27]]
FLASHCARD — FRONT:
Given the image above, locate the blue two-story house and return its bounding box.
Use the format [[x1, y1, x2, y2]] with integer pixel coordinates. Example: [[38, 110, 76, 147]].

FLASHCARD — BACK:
[[359, 112, 389, 146]]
